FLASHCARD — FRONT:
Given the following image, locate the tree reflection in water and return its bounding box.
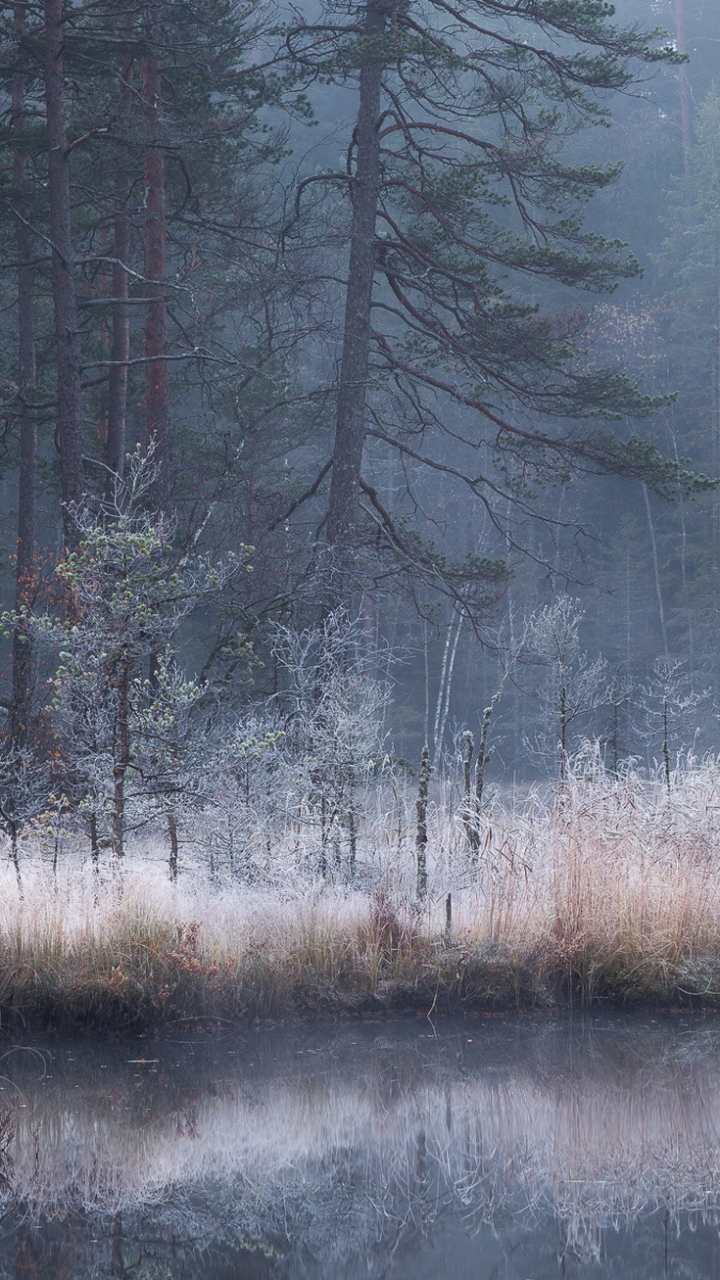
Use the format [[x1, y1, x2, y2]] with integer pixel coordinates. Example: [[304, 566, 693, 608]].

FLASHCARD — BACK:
[[0, 1018, 718, 1276]]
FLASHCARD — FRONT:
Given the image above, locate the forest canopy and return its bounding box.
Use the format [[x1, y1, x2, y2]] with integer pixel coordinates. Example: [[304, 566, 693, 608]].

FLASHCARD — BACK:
[[0, 0, 718, 857]]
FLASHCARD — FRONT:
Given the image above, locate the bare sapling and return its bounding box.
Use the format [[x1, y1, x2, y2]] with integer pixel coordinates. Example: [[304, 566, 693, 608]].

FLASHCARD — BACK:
[[199, 716, 285, 883], [526, 596, 610, 797], [604, 668, 633, 776], [637, 659, 708, 791], [272, 611, 390, 880]]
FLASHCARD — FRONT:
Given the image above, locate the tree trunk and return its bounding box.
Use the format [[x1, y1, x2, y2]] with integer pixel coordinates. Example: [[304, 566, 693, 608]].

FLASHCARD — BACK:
[[642, 483, 670, 661], [325, 0, 386, 605], [89, 811, 100, 873], [558, 682, 568, 792], [662, 696, 672, 793], [461, 730, 474, 851], [167, 811, 178, 881], [670, 431, 695, 678], [44, 0, 84, 546], [466, 693, 499, 859], [415, 743, 430, 900], [9, 2, 37, 749], [672, 0, 692, 177], [433, 610, 462, 762], [105, 12, 134, 497], [112, 654, 130, 857], [142, 8, 170, 507], [474, 696, 497, 815], [347, 803, 357, 881], [716, 243, 720, 560], [8, 820, 22, 896]]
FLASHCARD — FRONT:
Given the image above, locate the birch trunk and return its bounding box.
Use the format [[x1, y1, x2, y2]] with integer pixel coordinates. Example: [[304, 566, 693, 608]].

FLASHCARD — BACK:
[[433, 610, 462, 761]]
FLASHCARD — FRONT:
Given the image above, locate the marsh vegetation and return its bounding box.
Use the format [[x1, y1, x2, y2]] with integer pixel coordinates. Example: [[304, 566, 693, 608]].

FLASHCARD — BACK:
[[2, 747, 720, 1029]]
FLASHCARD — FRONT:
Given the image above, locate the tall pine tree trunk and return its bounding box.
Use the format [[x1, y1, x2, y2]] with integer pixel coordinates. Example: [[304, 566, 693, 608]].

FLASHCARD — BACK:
[[712, 244, 717, 555], [672, 0, 692, 177], [111, 653, 130, 858], [105, 13, 133, 497], [142, 8, 169, 507], [44, 0, 84, 547], [643, 483, 670, 661], [9, 3, 37, 748], [325, 0, 386, 606]]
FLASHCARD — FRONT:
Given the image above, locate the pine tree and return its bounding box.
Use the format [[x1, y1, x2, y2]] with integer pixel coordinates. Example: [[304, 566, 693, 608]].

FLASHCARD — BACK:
[[658, 87, 720, 543], [0, 0, 297, 736], [286, 0, 700, 614]]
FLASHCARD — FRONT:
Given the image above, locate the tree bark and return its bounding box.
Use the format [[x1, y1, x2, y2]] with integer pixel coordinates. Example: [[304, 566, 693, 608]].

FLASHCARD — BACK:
[[167, 810, 178, 881], [672, 0, 692, 177], [112, 653, 130, 858], [325, 0, 386, 605], [464, 693, 499, 860], [142, 8, 170, 507], [105, 12, 134, 497], [415, 743, 430, 900], [90, 811, 100, 872], [44, 0, 84, 546], [9, 2, 37, 748], [558, 681, 568, 793], [433, 610, 462, 761], [713, 237, 720, 562], [642, 483, 670, 662]]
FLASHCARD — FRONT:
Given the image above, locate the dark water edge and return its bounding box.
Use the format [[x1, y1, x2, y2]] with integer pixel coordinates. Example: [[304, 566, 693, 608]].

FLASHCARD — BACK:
[[6, 1200, 720, 1279], [1, 1014, 720, 1277]]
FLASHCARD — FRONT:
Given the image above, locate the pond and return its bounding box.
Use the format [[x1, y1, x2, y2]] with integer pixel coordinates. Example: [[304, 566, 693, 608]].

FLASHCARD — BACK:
[[0, 1013, 719, 1277]]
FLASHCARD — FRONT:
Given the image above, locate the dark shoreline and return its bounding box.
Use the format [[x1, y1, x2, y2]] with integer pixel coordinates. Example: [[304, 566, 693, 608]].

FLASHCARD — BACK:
[[2, 944, 719, 1035]]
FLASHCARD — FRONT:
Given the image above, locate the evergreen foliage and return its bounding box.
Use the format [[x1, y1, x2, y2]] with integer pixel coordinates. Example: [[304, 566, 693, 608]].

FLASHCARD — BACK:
[[0, 0, 718, 849]]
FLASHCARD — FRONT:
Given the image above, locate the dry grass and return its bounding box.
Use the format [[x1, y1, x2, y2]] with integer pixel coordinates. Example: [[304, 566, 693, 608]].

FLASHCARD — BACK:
[[4, 755, 720, 1028]]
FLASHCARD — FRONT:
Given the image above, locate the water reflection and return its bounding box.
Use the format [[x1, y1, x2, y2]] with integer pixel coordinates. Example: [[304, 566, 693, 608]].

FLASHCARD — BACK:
[[0, 1016, 719, 1276]]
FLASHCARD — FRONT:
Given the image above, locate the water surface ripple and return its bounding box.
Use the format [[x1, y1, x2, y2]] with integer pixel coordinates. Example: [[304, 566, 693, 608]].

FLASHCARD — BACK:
[[0, 1014, 719, 1277]]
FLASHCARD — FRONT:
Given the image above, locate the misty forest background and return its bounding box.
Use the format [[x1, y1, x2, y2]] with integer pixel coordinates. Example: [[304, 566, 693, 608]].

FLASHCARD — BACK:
[[0, 0, 719, 873]]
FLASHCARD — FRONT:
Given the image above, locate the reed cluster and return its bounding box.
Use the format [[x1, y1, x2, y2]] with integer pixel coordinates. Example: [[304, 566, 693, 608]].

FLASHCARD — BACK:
[[2, 757, 720, 1028]]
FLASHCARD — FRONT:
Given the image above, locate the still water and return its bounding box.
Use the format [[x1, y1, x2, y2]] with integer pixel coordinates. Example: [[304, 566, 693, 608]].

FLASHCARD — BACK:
[[0, 1014, 720, 1277]]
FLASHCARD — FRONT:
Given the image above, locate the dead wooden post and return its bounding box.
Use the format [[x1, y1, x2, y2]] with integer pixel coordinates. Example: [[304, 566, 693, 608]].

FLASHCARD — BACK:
[[461, 730, 474, 853]]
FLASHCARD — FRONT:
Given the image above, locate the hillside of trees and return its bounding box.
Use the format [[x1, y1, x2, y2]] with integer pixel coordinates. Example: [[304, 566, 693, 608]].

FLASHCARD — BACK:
[[0, 0, 718, 870]]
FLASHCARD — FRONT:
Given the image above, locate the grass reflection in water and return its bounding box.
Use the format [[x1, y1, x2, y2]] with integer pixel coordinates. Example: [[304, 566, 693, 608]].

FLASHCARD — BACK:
[[0, 1017, 718, 1277]]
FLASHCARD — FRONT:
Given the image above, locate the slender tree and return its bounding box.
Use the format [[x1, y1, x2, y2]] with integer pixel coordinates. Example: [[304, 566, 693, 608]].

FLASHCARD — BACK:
[[9, 2, 37, 746], [658, 88, 720, 552], [672, 0, 692, 176], [105, 1, 134, 493], [141, 4, 170, 507], [44, 0, 84, 546]]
